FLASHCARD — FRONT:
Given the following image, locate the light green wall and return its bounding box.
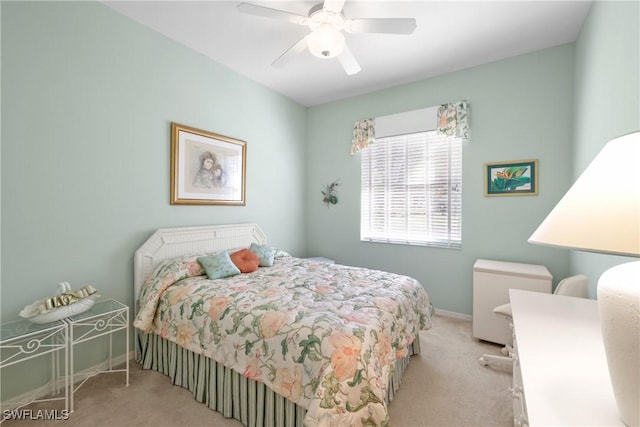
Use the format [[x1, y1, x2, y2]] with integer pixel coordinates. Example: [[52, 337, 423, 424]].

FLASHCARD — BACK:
[[1, 0, 637, 399], [306, 45, 575, 314], [571, 1, 640, 295], [0, 0, 308, 323]]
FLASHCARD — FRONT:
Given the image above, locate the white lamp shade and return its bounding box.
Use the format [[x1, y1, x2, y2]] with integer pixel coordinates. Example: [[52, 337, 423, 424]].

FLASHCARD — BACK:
[[529, 131, 640, 257], [307, 24, 345, 59], [530, 130, 640, 426]]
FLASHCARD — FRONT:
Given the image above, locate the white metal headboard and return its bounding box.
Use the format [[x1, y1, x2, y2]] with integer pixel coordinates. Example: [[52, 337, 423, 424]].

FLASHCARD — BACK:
[[133, 223, 267, 303]]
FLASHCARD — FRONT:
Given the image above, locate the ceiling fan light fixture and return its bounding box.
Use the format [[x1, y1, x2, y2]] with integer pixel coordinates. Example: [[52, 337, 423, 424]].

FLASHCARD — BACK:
[[306, 24, 345, 59]]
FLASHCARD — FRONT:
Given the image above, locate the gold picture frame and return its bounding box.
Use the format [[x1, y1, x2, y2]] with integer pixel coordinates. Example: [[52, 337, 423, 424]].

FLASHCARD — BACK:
[[484, 159, 538, 197], [170, 122, 246, 205]]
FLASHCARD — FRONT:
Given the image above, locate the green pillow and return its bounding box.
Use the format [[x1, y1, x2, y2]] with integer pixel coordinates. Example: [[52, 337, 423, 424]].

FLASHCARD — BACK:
[[197, 251, 241, 279], [249, 243, 276, 267]]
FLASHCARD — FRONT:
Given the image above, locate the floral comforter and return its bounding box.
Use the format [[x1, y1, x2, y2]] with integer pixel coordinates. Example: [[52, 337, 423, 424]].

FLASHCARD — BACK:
[[134, 254, 432, 427]]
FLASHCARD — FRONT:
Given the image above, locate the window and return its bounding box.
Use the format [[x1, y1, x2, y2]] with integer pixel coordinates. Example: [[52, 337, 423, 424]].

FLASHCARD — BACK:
[[360, 130, 462, 248]]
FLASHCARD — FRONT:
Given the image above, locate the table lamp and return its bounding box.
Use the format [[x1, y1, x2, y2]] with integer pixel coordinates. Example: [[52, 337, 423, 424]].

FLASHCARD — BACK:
[[528, 130, 640, 426]]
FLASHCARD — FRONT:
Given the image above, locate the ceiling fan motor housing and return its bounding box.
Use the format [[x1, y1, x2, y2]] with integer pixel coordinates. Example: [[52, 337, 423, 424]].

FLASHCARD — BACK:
[[307, 24, 345, 58], [306, 3, 346, 59]]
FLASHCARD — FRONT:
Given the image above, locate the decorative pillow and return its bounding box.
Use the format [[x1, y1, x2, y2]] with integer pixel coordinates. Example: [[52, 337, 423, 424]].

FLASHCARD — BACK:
[[274, 248, 292, 259], [230, 248, 259, 273], [249, 242, 277, 267], [197, 251, 241, 279]]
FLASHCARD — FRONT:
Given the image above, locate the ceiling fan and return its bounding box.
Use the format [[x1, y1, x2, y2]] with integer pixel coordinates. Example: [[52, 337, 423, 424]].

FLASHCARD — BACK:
[[237, 0, 417, 75]]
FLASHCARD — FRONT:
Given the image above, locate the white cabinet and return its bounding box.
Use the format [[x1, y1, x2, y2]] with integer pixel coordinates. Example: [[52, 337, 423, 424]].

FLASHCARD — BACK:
[[472, 259, 551, 345], [510, 289, 622, 426], [511, 333, 528, 427]]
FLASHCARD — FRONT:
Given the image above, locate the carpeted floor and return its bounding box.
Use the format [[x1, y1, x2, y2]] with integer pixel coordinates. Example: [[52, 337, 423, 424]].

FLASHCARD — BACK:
[[3, 313, 512, 427]]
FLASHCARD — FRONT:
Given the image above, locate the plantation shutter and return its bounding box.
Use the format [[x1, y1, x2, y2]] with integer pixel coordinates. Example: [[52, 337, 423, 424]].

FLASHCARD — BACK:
[[361, 130, 462, 248]]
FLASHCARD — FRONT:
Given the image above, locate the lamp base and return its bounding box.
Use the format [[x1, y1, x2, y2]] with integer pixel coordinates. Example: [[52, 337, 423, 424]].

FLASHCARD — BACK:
[[597, 260, 640, 427]]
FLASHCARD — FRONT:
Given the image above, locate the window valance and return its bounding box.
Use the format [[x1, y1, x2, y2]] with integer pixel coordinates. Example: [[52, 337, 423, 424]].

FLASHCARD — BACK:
[[437, 100, 469, 140], [350, 118, 375, 155], [350, 100, 469, 154]]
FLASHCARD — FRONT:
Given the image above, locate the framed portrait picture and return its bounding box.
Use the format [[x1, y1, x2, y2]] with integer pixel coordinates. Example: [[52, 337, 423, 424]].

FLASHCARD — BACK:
[[170, 122, 246, 205], [485, 159, 538, 197]]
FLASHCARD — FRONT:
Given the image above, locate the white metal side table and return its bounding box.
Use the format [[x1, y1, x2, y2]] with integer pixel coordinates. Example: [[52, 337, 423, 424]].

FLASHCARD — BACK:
[[0, 319, 68, 422], [64, 298, 129, 412]]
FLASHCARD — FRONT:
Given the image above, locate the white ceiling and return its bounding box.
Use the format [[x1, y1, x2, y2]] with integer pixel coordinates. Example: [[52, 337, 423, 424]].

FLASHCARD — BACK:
[[102, 1, 592, 106]]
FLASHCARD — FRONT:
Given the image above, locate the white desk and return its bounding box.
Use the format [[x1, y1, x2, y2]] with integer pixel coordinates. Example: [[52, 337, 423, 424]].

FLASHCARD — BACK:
[[510, 289, 622, 426]]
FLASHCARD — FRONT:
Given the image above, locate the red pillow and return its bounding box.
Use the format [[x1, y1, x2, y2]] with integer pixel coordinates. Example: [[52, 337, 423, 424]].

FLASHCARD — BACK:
[[230, 249, 259, 273]]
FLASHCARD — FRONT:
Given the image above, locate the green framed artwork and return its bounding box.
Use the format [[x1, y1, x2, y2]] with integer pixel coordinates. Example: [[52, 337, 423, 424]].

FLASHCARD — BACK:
[[485, 159, 538, 196]]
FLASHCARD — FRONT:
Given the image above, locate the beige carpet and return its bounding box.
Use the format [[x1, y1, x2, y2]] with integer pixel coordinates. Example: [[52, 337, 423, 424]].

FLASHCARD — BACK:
[[3, 313, 512, 427]]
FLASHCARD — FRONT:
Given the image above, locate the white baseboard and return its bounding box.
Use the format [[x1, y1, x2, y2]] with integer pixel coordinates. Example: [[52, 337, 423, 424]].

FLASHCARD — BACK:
[[433, 308, 472, 321], [2, 351, 134, 411]]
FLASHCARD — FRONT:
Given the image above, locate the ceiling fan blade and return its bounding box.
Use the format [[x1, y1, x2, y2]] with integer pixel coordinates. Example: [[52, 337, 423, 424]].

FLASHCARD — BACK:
[[237, 3, 307, 25], [322, 0, 346, 14], [345, 18, 417, 35], [272, 37, 308, 68], [338, 46, 361, 75]]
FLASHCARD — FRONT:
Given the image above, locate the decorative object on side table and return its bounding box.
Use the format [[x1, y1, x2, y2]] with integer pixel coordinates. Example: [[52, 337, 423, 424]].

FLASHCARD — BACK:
[[19, 282, 100, 324], [322, 179, 340, 205], [485, 159, 538, 196], [528, 131, 639, 426]]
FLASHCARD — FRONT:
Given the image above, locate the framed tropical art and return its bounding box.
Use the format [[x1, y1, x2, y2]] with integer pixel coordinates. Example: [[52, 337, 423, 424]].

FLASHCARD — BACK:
[[170, 122, 246, 205], [485, 159, 538, 197]]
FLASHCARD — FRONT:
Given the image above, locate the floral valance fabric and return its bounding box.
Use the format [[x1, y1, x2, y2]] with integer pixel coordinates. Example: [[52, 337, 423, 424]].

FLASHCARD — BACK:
[[351, 101, 468, 155], [437, 100, 469, 140], [350, 118, 375, 155]]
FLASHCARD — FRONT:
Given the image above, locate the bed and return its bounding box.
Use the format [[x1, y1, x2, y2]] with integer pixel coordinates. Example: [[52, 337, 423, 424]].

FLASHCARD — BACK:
[[133, 223, 433, 427]]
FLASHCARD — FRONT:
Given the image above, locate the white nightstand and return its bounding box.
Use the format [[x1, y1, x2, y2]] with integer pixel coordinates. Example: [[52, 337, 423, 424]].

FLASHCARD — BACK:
[[64, 299, 129, 412], [0, 319, 68, 421], [472, 259, 551, 345]]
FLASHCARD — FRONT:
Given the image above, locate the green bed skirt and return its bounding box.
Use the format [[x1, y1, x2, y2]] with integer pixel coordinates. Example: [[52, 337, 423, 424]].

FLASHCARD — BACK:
[[137, 333, 420, 427]]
